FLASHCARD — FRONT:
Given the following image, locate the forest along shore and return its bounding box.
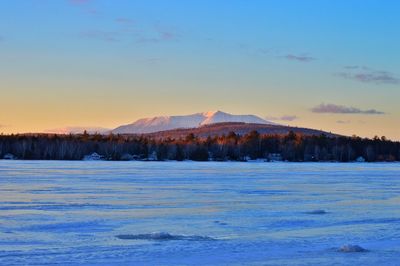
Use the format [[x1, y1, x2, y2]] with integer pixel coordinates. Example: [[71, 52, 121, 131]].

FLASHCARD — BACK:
[[1, 131, 399, 162]]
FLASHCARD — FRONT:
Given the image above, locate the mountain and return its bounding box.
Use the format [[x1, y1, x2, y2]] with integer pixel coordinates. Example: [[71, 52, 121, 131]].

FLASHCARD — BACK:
[[142, 122, 337, 139], [112, 111, 275, 134]]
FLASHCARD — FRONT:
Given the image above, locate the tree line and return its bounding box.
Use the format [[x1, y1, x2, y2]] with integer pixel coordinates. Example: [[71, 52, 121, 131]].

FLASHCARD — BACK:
[[0, 131, 399, 162]]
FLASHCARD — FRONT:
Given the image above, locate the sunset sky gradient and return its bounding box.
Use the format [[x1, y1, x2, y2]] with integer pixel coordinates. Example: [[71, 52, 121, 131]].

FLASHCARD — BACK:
[[0, 0, 399, 139]]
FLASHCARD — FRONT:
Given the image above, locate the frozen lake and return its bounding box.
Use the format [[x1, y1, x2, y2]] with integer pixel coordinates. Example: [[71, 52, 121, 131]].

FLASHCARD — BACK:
[[0, 161, 399, 265]]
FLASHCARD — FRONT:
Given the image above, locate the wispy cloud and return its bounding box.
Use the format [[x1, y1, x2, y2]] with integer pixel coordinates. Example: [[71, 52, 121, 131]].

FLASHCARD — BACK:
[[80, 30, 119, 42], [68, 0, 97, 15], [44, 126, 110, 134], [280, 115, 299, 121], [156, 27, 176, 41], [336, 66, 399, 85], [136, 25, 178, 43], [115, 17, 134, 26], [311, 103, 385, 115], [336, 120, 366, 124], [343, 65, 370, 70], [254, 48, 316, 62], [83, 16, 179, 44], [115, 17, 135, 32], [138, 58, 164, 65], [282, 54, 315, 62], [266, 115, 299, 121], [68, 0, 90, 5]]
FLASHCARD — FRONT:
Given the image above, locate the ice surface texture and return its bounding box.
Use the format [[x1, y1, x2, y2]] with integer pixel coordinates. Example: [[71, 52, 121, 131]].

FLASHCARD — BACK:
[[338, 245, 368, 253], [306, 210, 328, 215], [0, 161, 399, 265], [116, 232, 216, 241]]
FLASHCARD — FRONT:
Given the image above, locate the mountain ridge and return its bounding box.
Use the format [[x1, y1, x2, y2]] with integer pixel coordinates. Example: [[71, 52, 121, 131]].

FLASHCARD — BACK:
[[112, 110, 275, 134], [137, 122, 338, 139]]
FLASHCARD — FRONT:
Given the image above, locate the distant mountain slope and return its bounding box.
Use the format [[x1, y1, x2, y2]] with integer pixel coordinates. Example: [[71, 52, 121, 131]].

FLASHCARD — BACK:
[[44, 126, 111, 134], [112, 111, 275, 134], [136, 122, 337, 139]]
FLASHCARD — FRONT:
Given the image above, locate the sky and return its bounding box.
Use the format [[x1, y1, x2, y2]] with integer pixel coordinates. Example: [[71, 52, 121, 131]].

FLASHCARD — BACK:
[[0, 0, 399, 139]]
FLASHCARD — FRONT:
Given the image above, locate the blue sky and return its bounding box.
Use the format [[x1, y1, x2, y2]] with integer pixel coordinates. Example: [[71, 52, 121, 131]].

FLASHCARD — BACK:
[[0, 0, 399, 139]]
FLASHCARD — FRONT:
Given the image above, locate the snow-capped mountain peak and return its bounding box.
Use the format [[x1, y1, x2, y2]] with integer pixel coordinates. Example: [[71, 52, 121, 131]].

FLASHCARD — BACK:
[[112, 111, 274, 134], [202, 110, 220, 117]]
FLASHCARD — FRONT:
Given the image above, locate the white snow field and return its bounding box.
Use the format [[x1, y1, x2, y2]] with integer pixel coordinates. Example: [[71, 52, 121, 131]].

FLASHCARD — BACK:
[[0, 161, 399, 265]]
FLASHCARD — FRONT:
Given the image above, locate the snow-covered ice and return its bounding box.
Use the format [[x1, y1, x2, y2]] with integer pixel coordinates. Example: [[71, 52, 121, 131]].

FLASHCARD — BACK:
[[0, 161, 399, 265]]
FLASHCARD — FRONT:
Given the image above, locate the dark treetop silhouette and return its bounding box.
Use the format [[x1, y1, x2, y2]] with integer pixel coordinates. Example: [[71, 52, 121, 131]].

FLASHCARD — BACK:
[[1, 123, 398, 162]]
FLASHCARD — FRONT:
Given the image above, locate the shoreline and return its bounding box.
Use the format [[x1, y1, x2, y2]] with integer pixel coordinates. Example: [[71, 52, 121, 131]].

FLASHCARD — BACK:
[[1, 159, 399, 163]]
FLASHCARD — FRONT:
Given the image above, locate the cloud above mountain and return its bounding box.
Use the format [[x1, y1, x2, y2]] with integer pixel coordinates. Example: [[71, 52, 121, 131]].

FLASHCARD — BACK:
[[282, 54, 315, 62], [266, 115, 299, 121], [336, 66, 399, 85], [311, 103, 385, 115]]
